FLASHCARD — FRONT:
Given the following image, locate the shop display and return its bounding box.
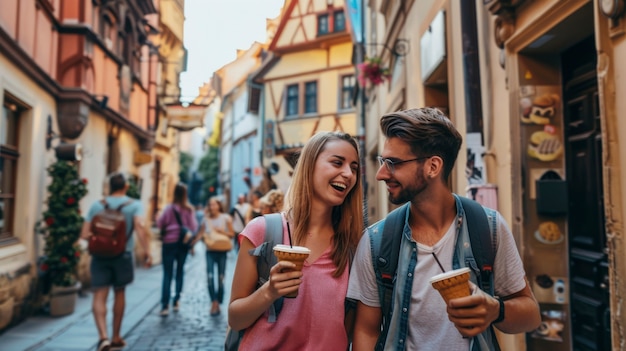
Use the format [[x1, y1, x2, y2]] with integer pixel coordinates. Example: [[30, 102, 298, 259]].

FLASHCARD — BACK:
[[520, 93, 560, 125], [527, 130, 563, 162], [533, 274, 568, 304], [534, 221, 564, 244], [530, 309, 566, 342]]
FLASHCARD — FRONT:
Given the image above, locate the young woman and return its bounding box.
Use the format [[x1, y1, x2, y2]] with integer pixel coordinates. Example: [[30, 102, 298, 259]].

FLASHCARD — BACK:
[[245, 189, 264, 223], [228, 131, 364, 350], [156, 183, 198, 316], [195, 196, 234, 316], [259, 189, 285, 215]]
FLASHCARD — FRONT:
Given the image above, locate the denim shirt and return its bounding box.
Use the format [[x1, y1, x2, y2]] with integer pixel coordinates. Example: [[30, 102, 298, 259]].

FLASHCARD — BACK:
[[371, 194, 499, 351]]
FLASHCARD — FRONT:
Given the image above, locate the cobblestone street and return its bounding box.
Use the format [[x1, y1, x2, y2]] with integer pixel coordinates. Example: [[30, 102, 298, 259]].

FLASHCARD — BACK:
[[0, 243, 239, 351], [122, 247, 237, 351]]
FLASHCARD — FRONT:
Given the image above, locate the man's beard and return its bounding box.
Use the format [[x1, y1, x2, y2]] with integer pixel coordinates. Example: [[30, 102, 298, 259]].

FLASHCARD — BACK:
[[387, 175, 427, 204]]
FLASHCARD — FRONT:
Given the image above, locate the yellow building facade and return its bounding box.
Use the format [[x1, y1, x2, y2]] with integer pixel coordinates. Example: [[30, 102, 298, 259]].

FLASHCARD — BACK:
[[255, 0, 358, 191]]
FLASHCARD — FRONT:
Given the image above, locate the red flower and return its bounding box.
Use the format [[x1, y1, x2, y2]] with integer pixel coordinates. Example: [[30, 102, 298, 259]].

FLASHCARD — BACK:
[[60, 257, 68, 264], [82, 178, 88, 184], [40, 263, 49, 271], [74, 251, 81, 258], [66, 197, 76, 205], [45, 217, 54, 226], [358, 57, 391, 87]]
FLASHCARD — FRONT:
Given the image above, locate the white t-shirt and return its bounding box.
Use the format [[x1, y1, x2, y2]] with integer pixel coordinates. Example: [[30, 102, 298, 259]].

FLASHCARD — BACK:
[[347, 212, 526, 350], [232, 202, 251, 233]]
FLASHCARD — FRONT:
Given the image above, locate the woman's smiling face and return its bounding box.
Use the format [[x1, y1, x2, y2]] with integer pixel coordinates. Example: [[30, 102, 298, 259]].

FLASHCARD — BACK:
[[311, 139, 359, 207]]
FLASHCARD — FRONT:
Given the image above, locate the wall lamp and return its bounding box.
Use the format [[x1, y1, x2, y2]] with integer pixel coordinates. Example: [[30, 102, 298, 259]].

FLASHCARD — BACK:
[[367, 38, 410, 57], [46, 115, 83, 161]]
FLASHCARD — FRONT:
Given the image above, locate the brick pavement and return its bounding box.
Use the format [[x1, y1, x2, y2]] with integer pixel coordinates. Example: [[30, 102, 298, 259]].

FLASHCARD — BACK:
[[123, 247, 237, 351]]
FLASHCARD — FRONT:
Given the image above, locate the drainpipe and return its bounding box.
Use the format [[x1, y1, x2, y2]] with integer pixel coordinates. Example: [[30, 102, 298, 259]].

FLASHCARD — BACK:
[[460, 0, 484, 140], [250, 80, 265, 166], [358, 0, 368, 226], [460, 0, 487, 202]]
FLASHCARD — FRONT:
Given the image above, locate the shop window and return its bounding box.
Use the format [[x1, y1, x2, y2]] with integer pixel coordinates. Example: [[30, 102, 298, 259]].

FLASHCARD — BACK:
[[304, 81, 317, 114], [286, 84, 299, 117], [340, 75, 355, 110], [0, 95, 24, 244], [318, 14, 329, 35]]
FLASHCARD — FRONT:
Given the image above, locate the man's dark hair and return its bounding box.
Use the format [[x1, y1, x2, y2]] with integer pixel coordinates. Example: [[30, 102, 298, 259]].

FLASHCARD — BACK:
[[380, 107, 462, 181], [109, 172, 127, 194]]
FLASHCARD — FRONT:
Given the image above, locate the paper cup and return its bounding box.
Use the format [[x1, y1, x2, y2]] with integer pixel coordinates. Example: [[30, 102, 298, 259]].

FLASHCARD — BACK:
[[429, 267, 472, 304], [273, 244, 310, 298]]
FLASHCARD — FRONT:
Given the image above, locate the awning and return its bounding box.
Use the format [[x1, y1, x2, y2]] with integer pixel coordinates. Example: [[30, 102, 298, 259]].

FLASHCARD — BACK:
[[165, 103, 207, 131]]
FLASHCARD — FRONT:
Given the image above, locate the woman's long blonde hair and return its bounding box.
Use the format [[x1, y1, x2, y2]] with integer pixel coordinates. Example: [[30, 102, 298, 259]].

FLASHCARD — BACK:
[[285, 131, 364, 277]]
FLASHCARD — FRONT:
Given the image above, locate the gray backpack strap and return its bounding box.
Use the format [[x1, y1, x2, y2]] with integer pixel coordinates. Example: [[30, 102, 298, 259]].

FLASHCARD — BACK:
[[370, 203, 409, 351], [248, 213, 283, 322]]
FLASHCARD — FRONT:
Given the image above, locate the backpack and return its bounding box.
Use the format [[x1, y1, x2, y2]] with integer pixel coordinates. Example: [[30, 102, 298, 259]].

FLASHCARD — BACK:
[[371, 196, 497, 351], [224, 213, 283, 351], [172, 207, 192, 248], [88, 199, 133, 258]]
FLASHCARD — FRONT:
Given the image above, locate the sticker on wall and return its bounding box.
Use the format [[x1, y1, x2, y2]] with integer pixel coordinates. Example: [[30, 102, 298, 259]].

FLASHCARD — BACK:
[[530, 309, 566, 342], [533, 274, 568, 304], [534, 221, 564, 245], [527, 128, 563, 162], [520, 94, 560, 125], [465, 133, 486, 185]]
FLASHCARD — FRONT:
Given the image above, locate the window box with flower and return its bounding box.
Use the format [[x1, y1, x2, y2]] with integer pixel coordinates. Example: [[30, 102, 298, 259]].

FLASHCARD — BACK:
[[357, 56, 391, 87], [37, 160, 88, 316]]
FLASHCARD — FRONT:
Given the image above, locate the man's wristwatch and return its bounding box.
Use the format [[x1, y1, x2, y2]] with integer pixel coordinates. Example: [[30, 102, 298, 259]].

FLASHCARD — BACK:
[[493, 296, 505, 323]]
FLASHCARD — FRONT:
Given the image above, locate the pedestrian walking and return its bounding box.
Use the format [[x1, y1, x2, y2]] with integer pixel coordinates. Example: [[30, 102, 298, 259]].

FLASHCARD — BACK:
[[228, 131, 364, 350], [80, 172, 151, 351], [230, 193, 251, 252], [156, 183, 198, 317], [347, 107, 541, 350], [259, 189, 284, 215], [194, 196, 235, 316], [194, 204, 205, 234], [245, 189, 264, 223]]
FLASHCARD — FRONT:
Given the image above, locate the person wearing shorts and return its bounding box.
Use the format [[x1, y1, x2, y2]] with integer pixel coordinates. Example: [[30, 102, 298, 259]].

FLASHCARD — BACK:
[[81, 173, 151, 351], [90, 252, 134, 289]]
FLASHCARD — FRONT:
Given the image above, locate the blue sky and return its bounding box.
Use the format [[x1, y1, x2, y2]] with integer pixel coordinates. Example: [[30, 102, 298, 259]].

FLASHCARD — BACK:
[[179, 0, 284, 102]]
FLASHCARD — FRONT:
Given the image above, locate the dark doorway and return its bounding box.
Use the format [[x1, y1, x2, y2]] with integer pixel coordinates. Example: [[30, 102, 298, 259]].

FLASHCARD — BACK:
[[562, 36, 610, 351]]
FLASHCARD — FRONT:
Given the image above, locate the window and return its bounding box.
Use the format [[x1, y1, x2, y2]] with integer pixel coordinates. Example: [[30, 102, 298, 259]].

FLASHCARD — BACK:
[[304, 82, 317, 114], [122, 18, 138, 73], [318, 14, 329, 35], [286, 84, 299, 116], [248, 86, 261, 114], [340, 75, 355, 110], [101, 13, 115, 50], [1, 96, 23, 243], [334, 10, 345, 32]]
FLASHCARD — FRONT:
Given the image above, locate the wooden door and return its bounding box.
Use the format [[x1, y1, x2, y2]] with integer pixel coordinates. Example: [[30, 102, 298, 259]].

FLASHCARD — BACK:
[[562, 36, 611, 351]]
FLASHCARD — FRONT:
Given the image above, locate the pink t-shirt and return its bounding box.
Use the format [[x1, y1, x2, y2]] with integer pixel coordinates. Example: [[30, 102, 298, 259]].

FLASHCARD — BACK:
[[238, 214, 349, 350]]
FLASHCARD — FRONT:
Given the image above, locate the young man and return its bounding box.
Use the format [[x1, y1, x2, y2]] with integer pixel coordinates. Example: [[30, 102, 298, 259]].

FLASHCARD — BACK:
[[81, 173, 152, 351], [347, 108, 540, 350]]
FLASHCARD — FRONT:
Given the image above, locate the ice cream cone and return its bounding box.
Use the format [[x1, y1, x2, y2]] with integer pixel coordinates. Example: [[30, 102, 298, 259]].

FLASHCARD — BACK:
[[429, 267, 472, 304], [273, 244, 311, 298]]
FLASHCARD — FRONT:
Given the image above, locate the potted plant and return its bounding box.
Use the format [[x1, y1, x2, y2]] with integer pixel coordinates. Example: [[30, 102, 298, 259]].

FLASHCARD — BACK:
[[357, 56, 391, 87], [38, 160, 88, 316]]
